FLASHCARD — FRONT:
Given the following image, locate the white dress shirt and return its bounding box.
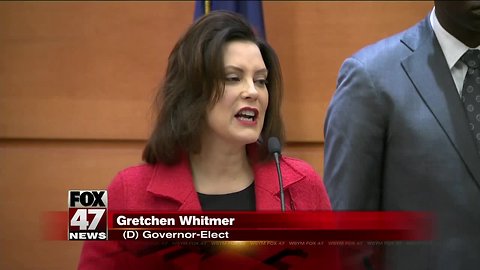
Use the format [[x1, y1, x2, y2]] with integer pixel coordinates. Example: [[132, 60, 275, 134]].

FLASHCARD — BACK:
[[430, 7, 480, 96]]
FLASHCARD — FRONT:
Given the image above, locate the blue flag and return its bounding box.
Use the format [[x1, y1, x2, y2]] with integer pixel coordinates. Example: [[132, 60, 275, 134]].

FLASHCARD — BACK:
[[194, 0, 266, 40]]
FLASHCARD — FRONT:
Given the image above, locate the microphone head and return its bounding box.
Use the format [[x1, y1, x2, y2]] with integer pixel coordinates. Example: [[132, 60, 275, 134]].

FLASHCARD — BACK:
[[267, 137, 282, 154]]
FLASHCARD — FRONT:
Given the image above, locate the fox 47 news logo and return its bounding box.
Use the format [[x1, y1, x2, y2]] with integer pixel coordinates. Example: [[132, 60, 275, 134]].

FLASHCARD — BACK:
[[68, 190, 108, 240]]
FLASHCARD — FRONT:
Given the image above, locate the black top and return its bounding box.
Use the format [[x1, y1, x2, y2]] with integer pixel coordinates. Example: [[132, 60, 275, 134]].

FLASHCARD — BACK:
[[197, 182, 256, 211]]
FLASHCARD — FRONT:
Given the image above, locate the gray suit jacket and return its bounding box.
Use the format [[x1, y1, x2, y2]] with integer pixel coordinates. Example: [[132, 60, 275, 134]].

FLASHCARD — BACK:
[[324, 16, 480, 270]]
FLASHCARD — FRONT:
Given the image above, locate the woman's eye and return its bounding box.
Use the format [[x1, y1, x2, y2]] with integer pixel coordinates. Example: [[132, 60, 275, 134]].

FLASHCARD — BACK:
[[225, 76, 240, 82], [255, 79, 268, 86]]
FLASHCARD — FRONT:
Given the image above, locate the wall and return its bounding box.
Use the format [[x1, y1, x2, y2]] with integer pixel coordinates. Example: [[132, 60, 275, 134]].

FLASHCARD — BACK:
[[0, 2, 433, 269]]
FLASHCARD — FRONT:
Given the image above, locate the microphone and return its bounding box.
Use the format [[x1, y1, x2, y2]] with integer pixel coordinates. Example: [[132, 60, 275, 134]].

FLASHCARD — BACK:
[[268, 137, 285, 212]]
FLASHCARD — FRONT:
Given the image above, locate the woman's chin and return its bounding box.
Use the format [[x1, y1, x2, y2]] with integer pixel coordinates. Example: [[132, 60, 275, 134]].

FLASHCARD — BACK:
[[233, 135, 261, 146]]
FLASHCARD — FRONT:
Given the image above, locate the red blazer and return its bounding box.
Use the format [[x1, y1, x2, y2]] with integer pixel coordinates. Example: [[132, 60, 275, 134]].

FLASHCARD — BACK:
[[78, 155, 332, 269]]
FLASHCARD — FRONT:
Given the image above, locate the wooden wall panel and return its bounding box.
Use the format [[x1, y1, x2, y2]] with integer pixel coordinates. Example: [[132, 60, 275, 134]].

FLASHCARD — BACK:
[[265, 1, 433, 141], [284, 143, 324, 175], [0, 2, 433, 141], [0, 2, 193, 139], [0, 140, 145, 270]]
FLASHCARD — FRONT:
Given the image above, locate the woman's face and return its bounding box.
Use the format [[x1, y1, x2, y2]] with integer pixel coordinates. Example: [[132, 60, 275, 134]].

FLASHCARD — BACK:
[[204, 40, 269, 148]]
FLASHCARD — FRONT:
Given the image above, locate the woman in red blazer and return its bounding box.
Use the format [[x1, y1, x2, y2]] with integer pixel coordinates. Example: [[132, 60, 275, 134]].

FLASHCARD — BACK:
[[79, 11, 331, 270]]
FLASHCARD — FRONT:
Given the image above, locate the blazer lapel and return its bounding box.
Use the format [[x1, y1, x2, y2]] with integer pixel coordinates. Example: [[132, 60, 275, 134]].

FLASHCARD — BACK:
[[146, 156, 202, 211], [253, 158, 305, 210], [401, 18, 480, 188]]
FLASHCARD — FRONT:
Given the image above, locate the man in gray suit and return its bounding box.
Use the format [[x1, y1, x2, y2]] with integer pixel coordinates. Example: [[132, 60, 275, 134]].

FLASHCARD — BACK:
[[324, 1, 480, 269]]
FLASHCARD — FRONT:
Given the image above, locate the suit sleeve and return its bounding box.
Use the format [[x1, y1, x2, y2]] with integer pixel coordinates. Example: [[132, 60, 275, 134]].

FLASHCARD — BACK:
[[324, 57, 389, 210]]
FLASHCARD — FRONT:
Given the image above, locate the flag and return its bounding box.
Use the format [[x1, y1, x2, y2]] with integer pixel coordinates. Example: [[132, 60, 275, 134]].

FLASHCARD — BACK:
[[194, 0, 266, 40]]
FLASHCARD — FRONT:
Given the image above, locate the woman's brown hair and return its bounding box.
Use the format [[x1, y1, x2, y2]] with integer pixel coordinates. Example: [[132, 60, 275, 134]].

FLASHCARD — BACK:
[[143, 11, 284, 165]]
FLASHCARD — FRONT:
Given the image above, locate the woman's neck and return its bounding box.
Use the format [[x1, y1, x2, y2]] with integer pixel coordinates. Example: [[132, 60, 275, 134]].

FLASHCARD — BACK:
[[189, 139, 253, 195]]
